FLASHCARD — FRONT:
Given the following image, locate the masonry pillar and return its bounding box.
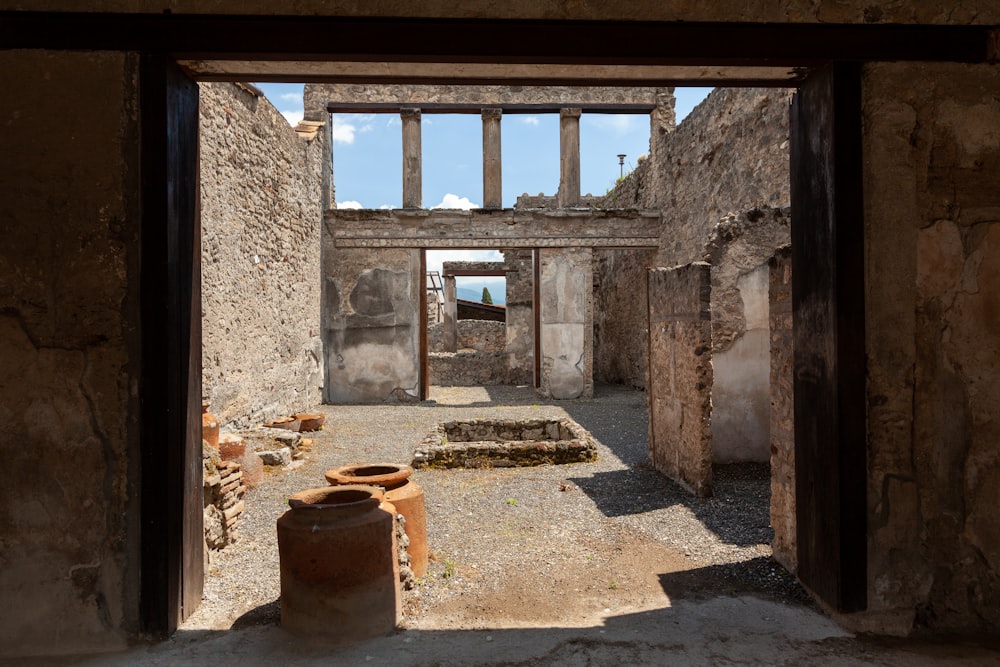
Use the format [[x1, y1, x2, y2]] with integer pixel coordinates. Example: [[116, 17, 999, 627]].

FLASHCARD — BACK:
[[442, 274, 458, 352], [401, 107, 421, 209], [557, 108, 582, 208], [482, 108, 503, 209], [538, 247, 593, 399], [503, 249, 534, 385]]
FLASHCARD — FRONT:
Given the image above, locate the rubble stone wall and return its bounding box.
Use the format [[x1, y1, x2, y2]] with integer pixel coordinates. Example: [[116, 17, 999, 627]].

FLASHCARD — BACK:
[[768, 246, 795, 572], [646, 263, 713, 497], [428, 319, 506, 353], [429, 351, 510, 386], [593, 248, 656, 389], [594, 88, 792, 389], [200, 82, 325, 428], [862, 62, 1000, 633]]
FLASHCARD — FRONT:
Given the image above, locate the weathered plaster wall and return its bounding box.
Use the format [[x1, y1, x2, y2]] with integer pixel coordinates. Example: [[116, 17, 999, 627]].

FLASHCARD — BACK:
[[769, 246, 795, 572], [593, 248, 655, 389], [0, 50, 138, 657], [704, 207, 791, 462], [863, 62, 1000, 634], [6, 2, 997, 24], [538, 248, 593, 399], [200, 82, 324, 428], [647, 264, 713, 497], [322, 247, 422, 403]]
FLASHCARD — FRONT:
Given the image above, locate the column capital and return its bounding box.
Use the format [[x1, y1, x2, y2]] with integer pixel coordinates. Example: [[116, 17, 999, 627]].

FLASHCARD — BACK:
[[481, 107, 503, 120], [560, 107, 582, 119], [400, 107, 422, 119]]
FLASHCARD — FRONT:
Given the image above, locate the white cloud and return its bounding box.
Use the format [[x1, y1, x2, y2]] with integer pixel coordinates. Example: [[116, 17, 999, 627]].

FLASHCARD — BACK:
[[583, 114, 643, 136], [336, 200, 363, 209], [279, 92, 302, 103], [520, 116, 540, 126], [331, 116, 357, 144], [281, 110, 304, 126], [431, 193, 479, 210], [378, 204, 394, 210]]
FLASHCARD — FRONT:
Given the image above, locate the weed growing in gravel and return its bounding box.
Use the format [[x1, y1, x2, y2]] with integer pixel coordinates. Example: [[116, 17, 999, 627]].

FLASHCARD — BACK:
[[608, 580, 619, 590], [506, 498, 518, 506], [442, 559, 456, 579]]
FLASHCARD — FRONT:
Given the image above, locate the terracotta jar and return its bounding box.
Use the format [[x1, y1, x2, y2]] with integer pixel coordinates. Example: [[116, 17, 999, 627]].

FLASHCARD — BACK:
[[201, 402, 219, 449], [325, 463, 428, 578], [277, 485, 400, 642]]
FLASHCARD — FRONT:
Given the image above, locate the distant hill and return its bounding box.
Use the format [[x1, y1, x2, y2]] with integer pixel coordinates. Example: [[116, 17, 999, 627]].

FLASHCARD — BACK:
[[457, 284, 506, 305]]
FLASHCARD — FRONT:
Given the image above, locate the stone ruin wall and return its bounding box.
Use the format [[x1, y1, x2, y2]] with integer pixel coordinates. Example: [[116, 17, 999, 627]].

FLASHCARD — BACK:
[[428, 319, 506, 353], [594, 87, 793, 390], [199, 82, 325, 428], [428, 320, 508, 387], [862, 62, 1000, 634]]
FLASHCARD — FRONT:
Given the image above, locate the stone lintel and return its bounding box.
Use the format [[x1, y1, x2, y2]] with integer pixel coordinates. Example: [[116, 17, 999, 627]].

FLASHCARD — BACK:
[[325, 208, 661, 249]]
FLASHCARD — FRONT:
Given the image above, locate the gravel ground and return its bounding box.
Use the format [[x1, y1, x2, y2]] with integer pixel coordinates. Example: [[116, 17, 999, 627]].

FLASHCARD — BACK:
[[186, 383, 809, 633]]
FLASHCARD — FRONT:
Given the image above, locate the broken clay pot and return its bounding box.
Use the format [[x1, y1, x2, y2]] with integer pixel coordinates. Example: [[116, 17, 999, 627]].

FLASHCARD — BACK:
[[294, 412, 325, 432], [266, 416, 301, 432]]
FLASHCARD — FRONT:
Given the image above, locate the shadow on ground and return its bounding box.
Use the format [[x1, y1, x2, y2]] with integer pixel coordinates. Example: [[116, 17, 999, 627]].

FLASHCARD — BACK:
[[59, 562, 1000, 666]]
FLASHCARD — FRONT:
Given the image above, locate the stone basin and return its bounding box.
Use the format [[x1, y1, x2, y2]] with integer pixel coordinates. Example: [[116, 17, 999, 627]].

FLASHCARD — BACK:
[[412, 417, 597, 469]]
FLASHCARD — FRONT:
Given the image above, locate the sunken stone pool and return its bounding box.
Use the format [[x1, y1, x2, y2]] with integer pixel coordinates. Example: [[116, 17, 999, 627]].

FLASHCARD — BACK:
[[412, 418, 598, 469]]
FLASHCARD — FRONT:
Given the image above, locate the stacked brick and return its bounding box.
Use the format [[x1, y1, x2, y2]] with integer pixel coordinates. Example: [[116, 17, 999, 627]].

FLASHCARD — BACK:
[[203, 452, 247, 551]]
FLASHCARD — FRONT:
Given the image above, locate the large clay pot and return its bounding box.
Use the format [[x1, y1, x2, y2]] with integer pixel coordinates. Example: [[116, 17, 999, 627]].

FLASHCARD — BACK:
[[201, 403, 219, 449], [325, 463, 428, 578], [277, 485, 400, 643]]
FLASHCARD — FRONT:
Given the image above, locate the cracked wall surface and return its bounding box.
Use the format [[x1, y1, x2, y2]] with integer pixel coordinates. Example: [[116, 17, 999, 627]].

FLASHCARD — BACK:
[[200, 82, 325, 428], [863, 62, 1000, 634], [0, 50, 139, 657], [322, 247, 421, 403]]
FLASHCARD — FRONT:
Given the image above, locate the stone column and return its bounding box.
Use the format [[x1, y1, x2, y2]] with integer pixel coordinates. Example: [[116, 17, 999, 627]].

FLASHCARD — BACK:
[[538, 247, 593, 399], [442, 274, 457, 352], [557, 108, 581, 208], [401, 107, 422, 208], [482, 108, 503, 209]]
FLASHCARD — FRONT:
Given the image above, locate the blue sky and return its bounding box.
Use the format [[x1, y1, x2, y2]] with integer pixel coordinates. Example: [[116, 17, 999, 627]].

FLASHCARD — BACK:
[[254, 84, 711, 294]]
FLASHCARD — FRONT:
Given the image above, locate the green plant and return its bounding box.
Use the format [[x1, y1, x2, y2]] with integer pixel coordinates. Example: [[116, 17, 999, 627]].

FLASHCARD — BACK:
[[481, 287, 493, 304], [608, 580, 619, 590], [442, 559, 456, 579], [506, 497, 518, 506]]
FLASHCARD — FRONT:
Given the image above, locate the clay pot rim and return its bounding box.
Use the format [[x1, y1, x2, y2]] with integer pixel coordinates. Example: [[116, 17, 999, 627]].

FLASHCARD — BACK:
[[324, 463, 414, 488], [288, 484, 384, 510]]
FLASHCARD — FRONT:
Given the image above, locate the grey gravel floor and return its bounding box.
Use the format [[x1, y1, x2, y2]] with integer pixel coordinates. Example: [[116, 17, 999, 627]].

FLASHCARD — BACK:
[[185, 383, 806, 631], [39, 385, 1000, 666]]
